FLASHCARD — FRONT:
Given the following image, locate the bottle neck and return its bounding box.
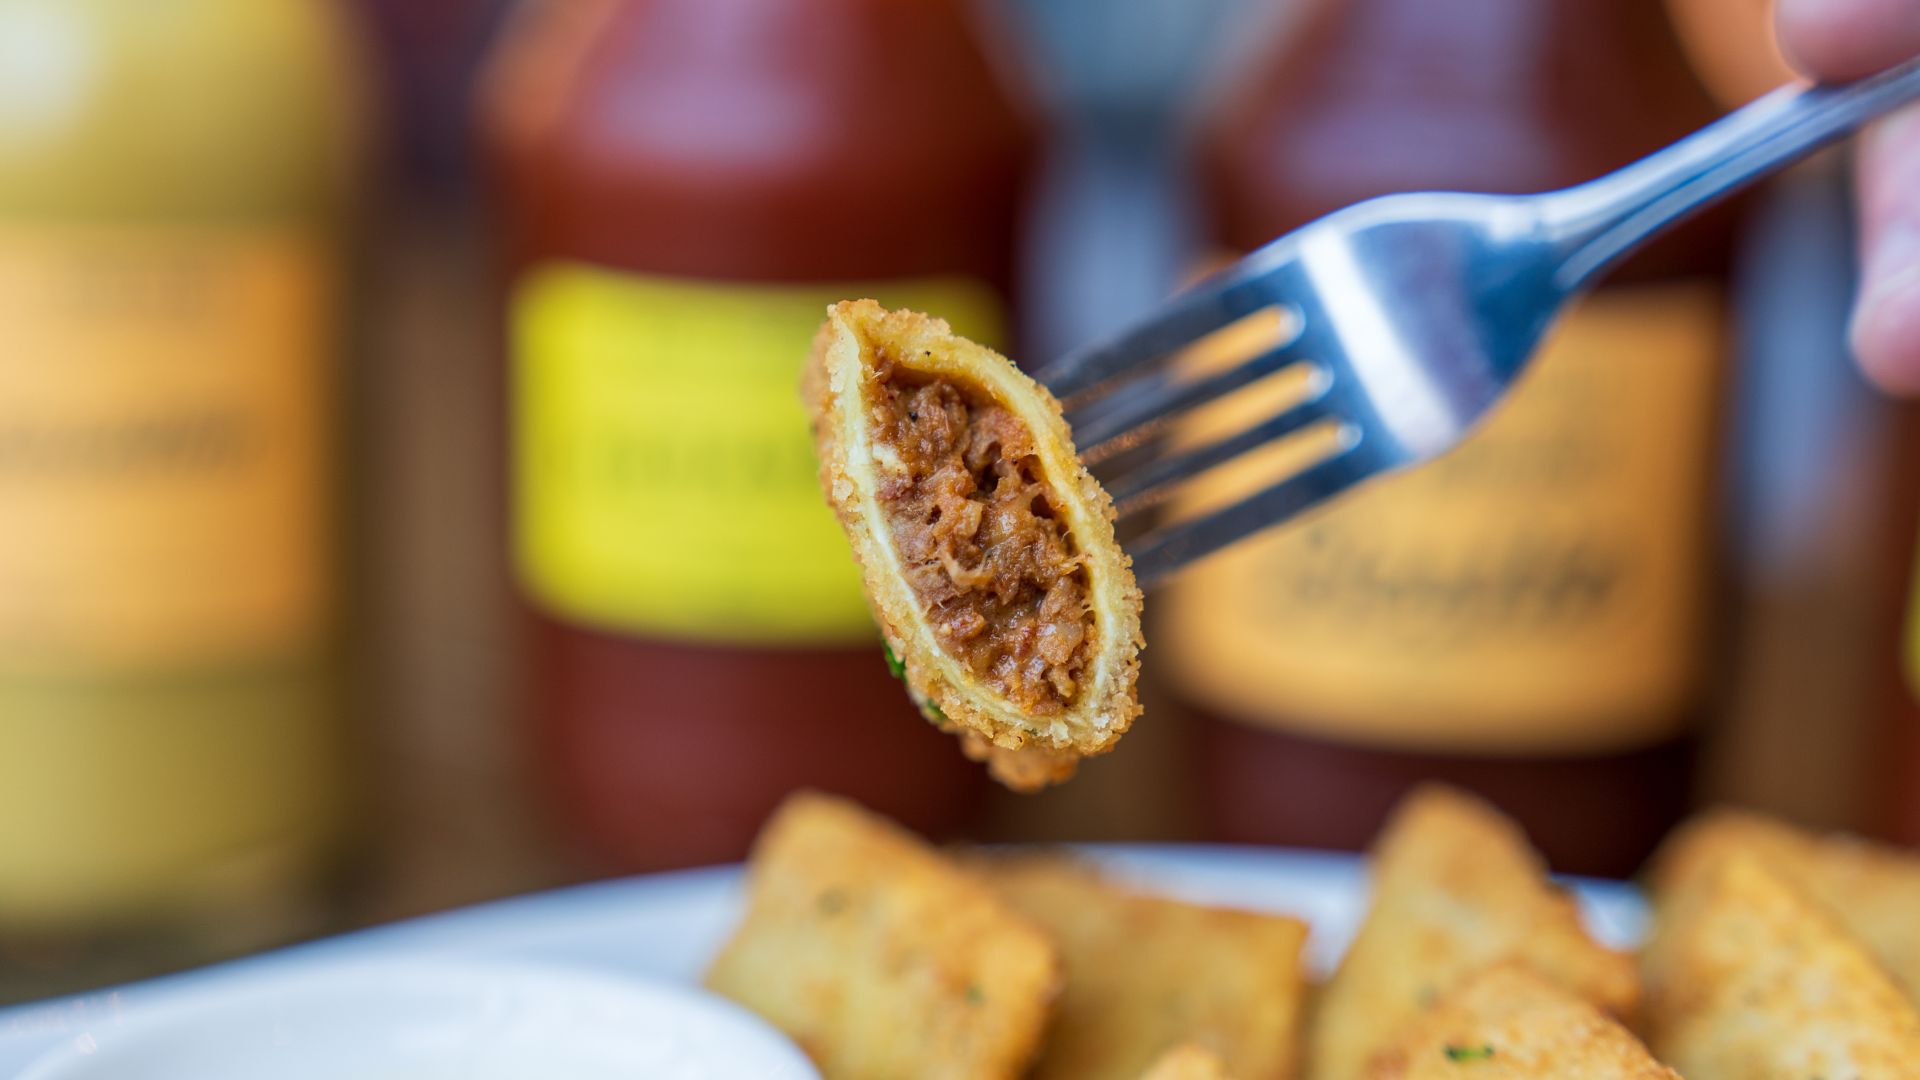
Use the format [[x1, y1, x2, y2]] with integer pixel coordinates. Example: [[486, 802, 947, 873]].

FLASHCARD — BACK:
[[1206, 0, 1722, 253], [484, 0, 1036, 283]]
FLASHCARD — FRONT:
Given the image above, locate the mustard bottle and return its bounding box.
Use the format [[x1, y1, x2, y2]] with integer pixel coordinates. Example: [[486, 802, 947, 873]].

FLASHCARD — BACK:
[[0, 0, 365, 996]]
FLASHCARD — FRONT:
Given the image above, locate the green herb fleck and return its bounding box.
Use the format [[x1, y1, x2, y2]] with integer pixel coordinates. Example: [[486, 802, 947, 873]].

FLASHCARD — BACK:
[[921, 700, 949, 727], [883, 641, 907, 680], [1444, 1045, 1495, 1063], [964, 984, 985, 1006]]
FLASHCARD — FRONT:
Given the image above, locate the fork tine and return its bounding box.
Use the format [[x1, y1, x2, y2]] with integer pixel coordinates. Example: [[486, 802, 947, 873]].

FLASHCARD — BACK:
[[1069, 336, 1309, 459], [1037, 264, 1288, 401], [1106, 373, 1334, 516], [1124, 433, 1376, 588]]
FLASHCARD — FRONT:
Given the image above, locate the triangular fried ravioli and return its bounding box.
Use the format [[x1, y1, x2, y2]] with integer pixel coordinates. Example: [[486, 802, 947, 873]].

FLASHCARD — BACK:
[[1642, 853, 1920, 1079], [1308, 786, 1638, 1080], [705, 792, 1060, 1079], [985, 855, 1307, 1079], [1649, 808, 1920, 1003]]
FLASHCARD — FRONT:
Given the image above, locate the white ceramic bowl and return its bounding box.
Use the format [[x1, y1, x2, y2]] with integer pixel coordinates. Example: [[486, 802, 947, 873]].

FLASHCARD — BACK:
[[20, 958, 817, 1080]]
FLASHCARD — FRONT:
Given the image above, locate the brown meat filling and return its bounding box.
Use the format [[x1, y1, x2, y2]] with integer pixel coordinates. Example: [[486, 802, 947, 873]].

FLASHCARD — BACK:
[[870, 356, 1092, 716]]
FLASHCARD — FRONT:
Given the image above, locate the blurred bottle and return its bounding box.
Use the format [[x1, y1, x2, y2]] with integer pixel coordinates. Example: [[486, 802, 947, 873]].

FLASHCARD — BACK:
[[346, 0, 553, 915], [0, 0, 364, 995], [1890, 462, 1920, 844], [1713, 158, 1913, 836], [350, 0, 513, 192], [480, 0, 1037, 871], [1659, 0, 1917, 836], [1164, 0, 1735, 875]]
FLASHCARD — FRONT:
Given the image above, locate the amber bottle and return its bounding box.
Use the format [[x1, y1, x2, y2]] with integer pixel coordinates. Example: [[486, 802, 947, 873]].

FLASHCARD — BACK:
[[1166, 0, 1735, 875], [480, 0, 1036, 871]]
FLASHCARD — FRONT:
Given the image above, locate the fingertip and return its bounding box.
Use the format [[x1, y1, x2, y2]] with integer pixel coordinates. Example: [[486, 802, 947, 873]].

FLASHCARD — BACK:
[[1777, 0, 1920, 81], [1851, 265, 1920, 396], [1776, 0, 1853, 78]]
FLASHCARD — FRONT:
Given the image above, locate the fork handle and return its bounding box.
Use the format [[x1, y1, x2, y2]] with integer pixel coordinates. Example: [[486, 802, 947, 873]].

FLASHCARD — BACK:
[[1542, 56, 1920, 290]]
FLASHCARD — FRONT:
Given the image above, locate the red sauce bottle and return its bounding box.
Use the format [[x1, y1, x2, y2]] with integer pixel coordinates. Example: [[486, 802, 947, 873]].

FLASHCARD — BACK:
[[479, 0, 1036, 871], [1164, 0, 1734, 875]]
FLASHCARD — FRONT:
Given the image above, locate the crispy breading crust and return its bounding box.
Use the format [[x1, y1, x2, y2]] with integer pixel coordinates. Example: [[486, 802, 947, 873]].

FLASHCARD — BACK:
[[806, 300, 1144, 790], [984, 854, 1308, 1080], [1308, 786, 1639, 1080], [1365, 964, 1678, 1080], [1142, 1044, 1238, 1080], [704, 792, 1061, 1080], [1641, 853, 1920, 1079], [1647, 808, 1920, 1003]]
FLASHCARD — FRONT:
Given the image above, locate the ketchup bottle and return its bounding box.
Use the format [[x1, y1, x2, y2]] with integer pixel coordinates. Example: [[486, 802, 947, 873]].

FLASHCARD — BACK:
[[1164, 0, 1735, 875], [479, 0, 1036, 871]]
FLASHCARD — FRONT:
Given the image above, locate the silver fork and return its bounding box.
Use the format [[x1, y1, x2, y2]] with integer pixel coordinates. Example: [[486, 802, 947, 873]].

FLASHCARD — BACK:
[[1039, 58, 1920, 588]]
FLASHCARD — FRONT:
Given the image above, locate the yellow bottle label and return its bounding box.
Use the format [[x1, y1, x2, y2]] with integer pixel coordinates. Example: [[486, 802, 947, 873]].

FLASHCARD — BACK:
[[0, 225, 333, 673], [1161, 281, 1726, 754], [511, 264, 1006, 645]]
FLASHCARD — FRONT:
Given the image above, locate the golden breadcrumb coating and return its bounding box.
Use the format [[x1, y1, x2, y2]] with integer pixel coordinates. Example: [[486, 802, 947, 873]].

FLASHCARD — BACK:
[[1648, 808, 1920, 1003], [1142, 1044, 1239, 1080], [1365, 963, 1677, 1080]]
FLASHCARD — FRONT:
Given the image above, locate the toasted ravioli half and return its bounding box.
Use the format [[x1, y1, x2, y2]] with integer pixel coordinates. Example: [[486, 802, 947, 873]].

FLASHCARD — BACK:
[[1308, 786, 1638, 1080], [1641, 854, 1920, 1079], [1648, 808, 1920, 1002], [807, 300, 1143, 790], [985, 855, 1308, 1080], [704, 792, 1060, 1080], [1142, 1044, 1238, 1080], [1365, 964, 1678, 1080]]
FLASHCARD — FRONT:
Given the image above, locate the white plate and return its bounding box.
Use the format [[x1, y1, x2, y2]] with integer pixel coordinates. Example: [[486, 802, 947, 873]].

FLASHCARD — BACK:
[[0, 845, 1647, 1076], [19, 959, 816, 1080]]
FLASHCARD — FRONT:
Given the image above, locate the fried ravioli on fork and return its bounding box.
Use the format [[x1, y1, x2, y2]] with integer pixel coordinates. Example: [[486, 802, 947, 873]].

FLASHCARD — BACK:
[[806, 301, 1142, 789]]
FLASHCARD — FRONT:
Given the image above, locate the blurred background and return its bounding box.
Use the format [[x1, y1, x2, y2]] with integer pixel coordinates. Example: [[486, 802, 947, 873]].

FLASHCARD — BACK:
[[2, 0, 1917, 1003]]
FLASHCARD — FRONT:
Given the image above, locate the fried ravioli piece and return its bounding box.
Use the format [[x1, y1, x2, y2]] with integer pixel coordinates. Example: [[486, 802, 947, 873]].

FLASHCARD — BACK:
[[806, 300, 1143, 791], [704, 792, 1060, 1080], [1648, 808, 1920, 1001], [1640, 853, 1920, 1079], [1364, 964, 1678, 1080], [1308, 786, 1638, 1080], [985, 855, 1307, 1080], [1142, 1044, 1238, 1080]]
